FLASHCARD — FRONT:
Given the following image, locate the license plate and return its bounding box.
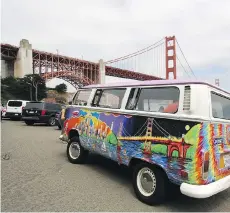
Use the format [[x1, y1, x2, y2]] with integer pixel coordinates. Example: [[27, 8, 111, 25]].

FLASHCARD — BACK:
[[29, 111, 34, 114], [223, 154, 230, 167], [15, 113, 18, 115]]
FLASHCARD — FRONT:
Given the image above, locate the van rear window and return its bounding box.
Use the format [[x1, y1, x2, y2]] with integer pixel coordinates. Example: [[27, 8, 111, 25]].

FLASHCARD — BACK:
[[25, 102, 44, 109], [211, 92, 230, 120], [8, 101, 22, 107]]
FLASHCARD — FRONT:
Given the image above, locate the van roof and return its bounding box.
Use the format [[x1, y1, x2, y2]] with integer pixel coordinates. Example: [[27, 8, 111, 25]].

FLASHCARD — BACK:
[[84, 79, 230, 95], [7, 100, 29, 102]]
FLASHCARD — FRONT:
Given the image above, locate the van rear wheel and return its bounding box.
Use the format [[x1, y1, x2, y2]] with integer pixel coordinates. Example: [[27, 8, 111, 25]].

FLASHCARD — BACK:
[[67, 136, 88, 164], [132, 163, 168, 205]]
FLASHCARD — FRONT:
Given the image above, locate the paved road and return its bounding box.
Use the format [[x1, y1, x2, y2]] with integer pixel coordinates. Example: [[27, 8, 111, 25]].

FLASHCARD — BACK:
[[1, 119, 230, 212]]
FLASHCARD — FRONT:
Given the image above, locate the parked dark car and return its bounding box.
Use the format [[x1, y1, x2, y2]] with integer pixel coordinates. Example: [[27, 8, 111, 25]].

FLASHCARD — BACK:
[[22, 101, 62, 126]]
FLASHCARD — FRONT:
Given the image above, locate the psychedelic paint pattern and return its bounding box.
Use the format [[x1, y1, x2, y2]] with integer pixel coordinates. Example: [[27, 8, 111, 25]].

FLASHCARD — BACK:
[[62, 107, 230, 186]]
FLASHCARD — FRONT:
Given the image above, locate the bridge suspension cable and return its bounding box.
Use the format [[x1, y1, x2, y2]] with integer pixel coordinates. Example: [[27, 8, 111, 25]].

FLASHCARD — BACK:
[[152, 119, 171, 137], [176, 39, 196, 79], [173, 39, 197, 80], [132, 120, 148, 136], [106, 38, 164, 63], [105, 38, 166, 79]]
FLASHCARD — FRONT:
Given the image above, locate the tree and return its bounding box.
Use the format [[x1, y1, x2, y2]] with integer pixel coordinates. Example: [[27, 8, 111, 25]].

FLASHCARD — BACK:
[[55, 83, 67, 93], [1, 76, 26, 101], [21, 74, 47, 101], [1, 74, 47, 101]]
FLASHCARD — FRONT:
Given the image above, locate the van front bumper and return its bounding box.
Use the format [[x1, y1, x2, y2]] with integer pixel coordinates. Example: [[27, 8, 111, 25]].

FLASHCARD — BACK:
[[180, 174, 230, 198]]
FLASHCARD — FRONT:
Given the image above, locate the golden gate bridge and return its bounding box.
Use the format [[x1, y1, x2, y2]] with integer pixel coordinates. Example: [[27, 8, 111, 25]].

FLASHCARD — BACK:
[[1, 36, 198, 88]]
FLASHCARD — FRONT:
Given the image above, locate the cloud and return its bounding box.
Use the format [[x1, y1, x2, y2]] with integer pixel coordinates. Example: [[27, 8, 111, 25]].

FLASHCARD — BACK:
[[1, 0, 230, 91]]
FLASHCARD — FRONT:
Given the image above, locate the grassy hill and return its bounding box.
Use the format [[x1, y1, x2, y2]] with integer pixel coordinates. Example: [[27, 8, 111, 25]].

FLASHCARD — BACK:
[[42, 90, 75, 104]]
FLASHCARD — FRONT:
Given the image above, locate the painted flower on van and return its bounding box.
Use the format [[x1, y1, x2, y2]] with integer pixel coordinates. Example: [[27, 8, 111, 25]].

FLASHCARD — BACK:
[[184, 123, 230, 185]]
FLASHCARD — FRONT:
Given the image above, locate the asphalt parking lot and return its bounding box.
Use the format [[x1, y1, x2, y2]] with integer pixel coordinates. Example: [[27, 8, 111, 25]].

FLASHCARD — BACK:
[[1, 119, 230, 212]]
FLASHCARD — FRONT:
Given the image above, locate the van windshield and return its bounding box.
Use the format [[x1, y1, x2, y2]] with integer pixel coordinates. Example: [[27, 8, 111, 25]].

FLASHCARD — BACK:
[[8, 101, 22, 107], [25, 102, 44, 109], [73, 90, 91, 105], [211, 92, 230, 120]]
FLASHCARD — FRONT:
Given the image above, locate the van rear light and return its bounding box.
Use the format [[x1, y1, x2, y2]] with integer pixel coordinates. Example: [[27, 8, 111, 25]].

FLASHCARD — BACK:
[[202, 151, 209, 179], [41, 110, 46, 115]]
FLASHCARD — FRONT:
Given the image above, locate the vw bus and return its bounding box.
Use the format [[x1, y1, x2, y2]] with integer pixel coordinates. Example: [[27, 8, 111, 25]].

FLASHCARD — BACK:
[[59, 80, 230, 205]]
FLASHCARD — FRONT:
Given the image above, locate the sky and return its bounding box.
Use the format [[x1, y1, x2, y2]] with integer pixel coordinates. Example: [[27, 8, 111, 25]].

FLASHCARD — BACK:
[[1, 0, 230, 92]]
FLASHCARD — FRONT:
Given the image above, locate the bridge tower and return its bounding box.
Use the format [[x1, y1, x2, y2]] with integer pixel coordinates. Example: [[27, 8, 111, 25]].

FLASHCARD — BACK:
[[215, 79, 220, 86], [165, 36, 177, 79], [14, 39, 33, 78], [143, 118, 153, 155], [118, 122, 123, 137]]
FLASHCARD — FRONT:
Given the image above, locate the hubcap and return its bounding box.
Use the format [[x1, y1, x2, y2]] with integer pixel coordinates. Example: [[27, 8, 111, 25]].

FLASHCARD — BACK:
[[50, 117, 55, 125], [69, 142, 80, 159], [137, 167, 156, 197]]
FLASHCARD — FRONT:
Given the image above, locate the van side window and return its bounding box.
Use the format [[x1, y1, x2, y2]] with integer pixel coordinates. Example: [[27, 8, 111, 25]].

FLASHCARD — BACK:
[[126, 87, 180, 114], [73, 89, 92, 106], [92, 88, 126, 109], [211, 92, 230, 120]]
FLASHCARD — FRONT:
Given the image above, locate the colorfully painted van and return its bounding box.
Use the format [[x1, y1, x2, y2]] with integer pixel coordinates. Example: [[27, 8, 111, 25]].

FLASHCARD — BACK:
[[59, 80, 230, 205]]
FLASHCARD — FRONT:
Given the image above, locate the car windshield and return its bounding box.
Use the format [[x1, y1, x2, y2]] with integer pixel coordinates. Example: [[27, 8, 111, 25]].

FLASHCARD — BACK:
[[8, 101, 22, 107], [25, 102, 44, 109]]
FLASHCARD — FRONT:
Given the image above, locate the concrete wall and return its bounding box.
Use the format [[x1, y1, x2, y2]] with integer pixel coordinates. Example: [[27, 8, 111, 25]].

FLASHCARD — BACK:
[[1, 59, 14, 78]]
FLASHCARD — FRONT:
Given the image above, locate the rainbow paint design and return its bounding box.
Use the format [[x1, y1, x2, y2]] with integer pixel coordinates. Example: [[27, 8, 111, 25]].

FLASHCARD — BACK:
[[62, 107, 230, 186]]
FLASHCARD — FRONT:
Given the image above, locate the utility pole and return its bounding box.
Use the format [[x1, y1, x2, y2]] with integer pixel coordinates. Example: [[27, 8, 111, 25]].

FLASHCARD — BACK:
[[26, 76, 33, 101]]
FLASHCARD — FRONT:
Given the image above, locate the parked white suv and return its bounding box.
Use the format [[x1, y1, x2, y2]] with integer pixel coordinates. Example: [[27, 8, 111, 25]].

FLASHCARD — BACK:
[[5, 100, 29, 120]]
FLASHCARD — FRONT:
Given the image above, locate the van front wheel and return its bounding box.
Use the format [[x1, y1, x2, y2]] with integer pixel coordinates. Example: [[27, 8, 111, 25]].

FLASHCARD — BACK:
[[133, 163, 167, 205], [67, 136, 88, 164]]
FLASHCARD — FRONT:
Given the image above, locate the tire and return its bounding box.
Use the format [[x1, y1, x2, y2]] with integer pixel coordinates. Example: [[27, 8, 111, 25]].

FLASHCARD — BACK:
[[67, 136, 88, 164], [48, 116, 56, 126], [25, 120, 34, 126], [132, 163, 168, 205]]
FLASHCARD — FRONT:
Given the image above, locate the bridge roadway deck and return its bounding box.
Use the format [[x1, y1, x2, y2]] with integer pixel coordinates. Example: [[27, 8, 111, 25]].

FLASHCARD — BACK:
[[1, 119, 230, 212]]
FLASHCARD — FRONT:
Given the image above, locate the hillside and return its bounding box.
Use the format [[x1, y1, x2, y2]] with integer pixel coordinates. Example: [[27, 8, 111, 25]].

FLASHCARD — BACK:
[[42, 90, 75, 104]]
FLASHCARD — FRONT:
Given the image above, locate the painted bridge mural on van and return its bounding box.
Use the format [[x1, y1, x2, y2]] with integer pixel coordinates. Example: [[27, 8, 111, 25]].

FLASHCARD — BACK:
[[117, 118, 191, 159]]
